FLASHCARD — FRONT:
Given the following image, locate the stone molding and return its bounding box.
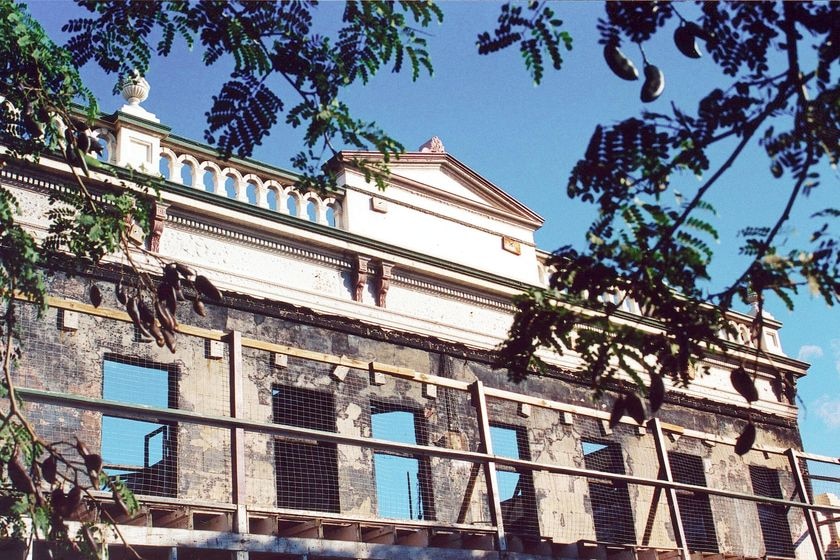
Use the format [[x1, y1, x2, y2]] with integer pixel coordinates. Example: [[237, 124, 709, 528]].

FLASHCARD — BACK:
[[149, 201, 169, 252]]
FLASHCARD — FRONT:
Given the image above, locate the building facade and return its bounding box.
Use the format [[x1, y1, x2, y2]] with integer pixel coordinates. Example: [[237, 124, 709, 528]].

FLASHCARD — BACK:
[[3, 89, 839, 560]]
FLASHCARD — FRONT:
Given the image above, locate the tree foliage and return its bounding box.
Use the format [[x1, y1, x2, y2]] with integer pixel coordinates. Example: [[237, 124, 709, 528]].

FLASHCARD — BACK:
[[494, 2, 839, 439], [0, 1, 838, 557], [63, 0, 443, 191]]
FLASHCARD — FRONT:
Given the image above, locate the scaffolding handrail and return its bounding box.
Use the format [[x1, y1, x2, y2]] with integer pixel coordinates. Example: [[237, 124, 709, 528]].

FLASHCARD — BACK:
[[18, 386, 840, 517]]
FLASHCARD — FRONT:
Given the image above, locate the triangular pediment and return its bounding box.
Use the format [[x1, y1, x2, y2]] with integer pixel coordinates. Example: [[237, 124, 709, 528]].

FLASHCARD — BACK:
[[334, 150, 544, 231]]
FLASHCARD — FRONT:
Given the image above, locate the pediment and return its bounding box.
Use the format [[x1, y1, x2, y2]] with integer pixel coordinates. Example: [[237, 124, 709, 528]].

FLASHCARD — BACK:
[[334, 150, 544, 231]]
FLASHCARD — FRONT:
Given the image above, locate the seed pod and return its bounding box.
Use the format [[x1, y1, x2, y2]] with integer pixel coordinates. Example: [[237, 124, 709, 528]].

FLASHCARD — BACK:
[[158, 281, 178, 314], [137, 298, 155, 326], [175, 262, 196, 280], [194, 275, 222, 302], [8, 455, 36, 495], [64, 126, 75, 148], [75, 130, 91, 153], [65, 485, 82, 513], [42, 455, 57, 485], [89, 284, 102, 308], [126, 296, 153, 341], [192, 297, 206, 317], [163, 263, 180, 288], [648, 373, 665, 413], [148, 318, 165, 348], [115, 280, 127, 305], [674, 23, 702, 59], [771, 161, 783, 178], [51, 488, 68, 517], [155, 300, 175, 332], [162, 326, 177, 353], [624, 393, 646, 425], [730, 366, 758, 402], [604, 44, 639, 81], [641, 64, 665, 103], [84, 453, 103, 476], [609, 395, 626, 428], [734, 422, 756, 455], [89, 137, 104, 156]]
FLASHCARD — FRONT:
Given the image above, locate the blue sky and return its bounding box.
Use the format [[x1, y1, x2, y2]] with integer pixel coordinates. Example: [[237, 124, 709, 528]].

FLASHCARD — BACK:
[[24, 2, 838, 460]]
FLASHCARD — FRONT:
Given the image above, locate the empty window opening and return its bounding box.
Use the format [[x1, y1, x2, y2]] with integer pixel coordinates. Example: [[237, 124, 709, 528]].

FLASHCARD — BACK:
[[750, 466, 795, 557], [224, 176, 236, 199], [273, 385, 339, 513], [159, 154, 171, 180], [267, 188, 278, 211], [582, 441, 636, 545], [326, 204, 337, 227], [490, 424, 539, 536], [96, 137, 110, 163], [101, 357, 177, 497], [287, 195, 299, 217], [371, 403, 434, 521], [180, 162, 194, 186], [668, 453, 718, 552], [306, 199, 318, 222], [202, 169, 214, 193], [246, 183, 258, 205]]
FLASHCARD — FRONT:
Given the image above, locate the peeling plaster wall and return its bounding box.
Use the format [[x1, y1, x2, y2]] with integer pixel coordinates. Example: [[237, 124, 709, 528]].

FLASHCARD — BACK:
[[9, 271, 811, 555]]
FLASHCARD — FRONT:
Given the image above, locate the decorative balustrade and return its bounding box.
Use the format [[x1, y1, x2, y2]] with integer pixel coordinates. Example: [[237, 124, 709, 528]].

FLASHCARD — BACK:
[[158, 144, 343, 227], [89, 123, 343, 229]]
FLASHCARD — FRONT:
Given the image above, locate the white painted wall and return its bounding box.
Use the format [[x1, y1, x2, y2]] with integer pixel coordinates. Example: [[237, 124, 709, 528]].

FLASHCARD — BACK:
[[341, 166, 542, 285]]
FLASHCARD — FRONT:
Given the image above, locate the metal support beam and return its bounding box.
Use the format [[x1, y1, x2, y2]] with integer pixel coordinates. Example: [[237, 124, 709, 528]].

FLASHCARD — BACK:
[[469, 380, 507, 552], [650, 418, 690, 560], [224, 330, 249, 560], [786, 448, 826, 560]]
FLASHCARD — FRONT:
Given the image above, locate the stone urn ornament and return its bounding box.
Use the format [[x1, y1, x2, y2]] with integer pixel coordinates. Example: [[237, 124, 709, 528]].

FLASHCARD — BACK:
[[119, 70, 150, 106]]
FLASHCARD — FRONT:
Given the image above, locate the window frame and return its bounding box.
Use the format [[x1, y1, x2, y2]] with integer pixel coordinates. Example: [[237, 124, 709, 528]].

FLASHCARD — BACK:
[[749, 465, 795, 558], [581, 438, 636, 545], [668, 452, 719, 553], [100, 354, 179, 498], [489, 422, 540, 537], [370, 401, 436, 521], [272, 384, 341, 514]]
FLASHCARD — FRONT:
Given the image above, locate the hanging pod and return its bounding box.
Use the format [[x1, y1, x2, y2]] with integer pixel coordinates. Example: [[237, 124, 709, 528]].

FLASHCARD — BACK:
[[641, 64, 665, 103], [604, 44, 639, 81], [674, 22, 705, 59]]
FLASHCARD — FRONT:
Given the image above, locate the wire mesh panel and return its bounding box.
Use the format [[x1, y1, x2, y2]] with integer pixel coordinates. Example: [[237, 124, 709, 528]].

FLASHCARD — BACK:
[[575, 417, 640, 546], [667, 451, 719, 553], [749, 464, 796, 557], [9, 297, 234, 503], [665, 434, 812, 558], [101, 356, 178, 497], [273, 385, 340, 513]]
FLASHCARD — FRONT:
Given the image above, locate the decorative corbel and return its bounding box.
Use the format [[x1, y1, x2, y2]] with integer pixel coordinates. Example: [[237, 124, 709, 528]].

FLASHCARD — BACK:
[[352, 255, 370, 302], [375, 261, 394, 308], [148, 201, 169, 252]]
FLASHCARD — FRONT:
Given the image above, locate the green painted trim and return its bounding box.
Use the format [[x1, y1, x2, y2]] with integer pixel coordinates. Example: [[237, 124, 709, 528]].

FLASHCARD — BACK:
[[107, 111, 173, 136]]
